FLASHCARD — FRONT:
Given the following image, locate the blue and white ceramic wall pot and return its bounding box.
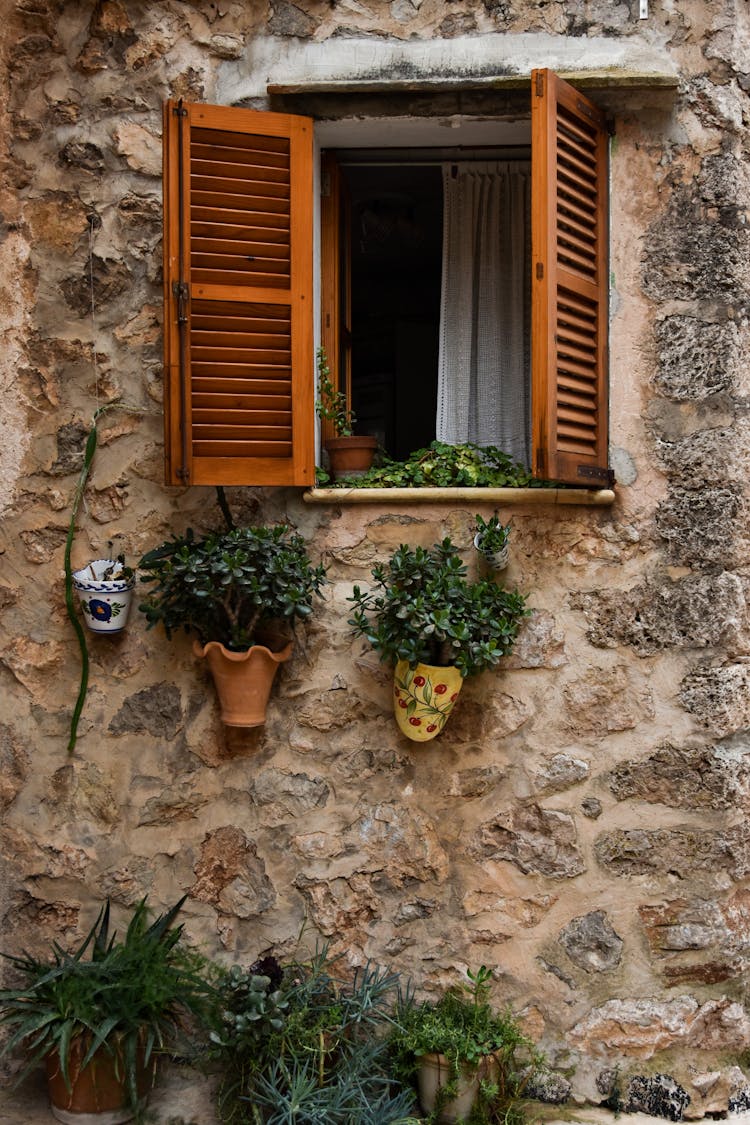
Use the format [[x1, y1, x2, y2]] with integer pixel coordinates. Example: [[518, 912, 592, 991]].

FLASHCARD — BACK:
[[72, 559, 135, 635]]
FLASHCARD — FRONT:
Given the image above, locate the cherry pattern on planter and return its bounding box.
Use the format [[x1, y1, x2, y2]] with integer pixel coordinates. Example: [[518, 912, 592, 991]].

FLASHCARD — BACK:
[[393, 659, 464, 743]]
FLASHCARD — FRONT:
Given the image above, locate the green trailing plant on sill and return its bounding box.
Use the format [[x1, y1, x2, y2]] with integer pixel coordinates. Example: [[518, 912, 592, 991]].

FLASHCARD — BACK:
[[317, 441, 558, 489], [315, 346, 355, 437], [207, 946, 417, 1125], [389, 966, 544, 1125], [138, 524, 327, 651], [0, 897, 215, 1121], [348, 537, 530, 677]]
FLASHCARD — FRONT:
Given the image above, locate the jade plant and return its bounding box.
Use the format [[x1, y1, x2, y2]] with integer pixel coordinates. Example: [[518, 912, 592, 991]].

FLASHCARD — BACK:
[[348, 538, 529, 677], [138, 524, 327, 651]]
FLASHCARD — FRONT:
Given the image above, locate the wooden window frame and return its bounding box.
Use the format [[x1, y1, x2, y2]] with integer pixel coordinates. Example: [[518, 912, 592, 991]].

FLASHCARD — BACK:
[[162, 71, 611, 489]]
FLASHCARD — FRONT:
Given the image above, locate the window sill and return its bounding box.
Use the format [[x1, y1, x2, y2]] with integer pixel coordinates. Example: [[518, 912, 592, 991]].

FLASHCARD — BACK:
[[303, 486, 615, 506]]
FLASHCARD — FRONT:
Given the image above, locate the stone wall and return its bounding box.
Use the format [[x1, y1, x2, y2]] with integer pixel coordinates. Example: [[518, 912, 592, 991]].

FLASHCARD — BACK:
[[1, 0, 750, 1117]]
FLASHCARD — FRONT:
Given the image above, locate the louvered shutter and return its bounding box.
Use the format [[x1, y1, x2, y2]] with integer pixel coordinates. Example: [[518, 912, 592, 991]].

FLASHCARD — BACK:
[[531, 69, 612, 487], [163, 101, 315, 486]]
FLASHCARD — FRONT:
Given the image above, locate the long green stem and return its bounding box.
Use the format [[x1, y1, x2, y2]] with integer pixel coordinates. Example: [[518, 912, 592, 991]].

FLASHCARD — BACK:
[[64, 417, 101, 754]]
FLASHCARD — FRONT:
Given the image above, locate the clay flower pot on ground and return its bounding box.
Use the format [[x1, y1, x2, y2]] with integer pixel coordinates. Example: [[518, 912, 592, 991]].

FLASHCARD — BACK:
[[0, 898, 213, 1125], [315, 346, 377, 479], [389, 966, 543, 1125], [72, 558, 135, 635], [348, 537, 529, 742], [138, 524, 326, 727]]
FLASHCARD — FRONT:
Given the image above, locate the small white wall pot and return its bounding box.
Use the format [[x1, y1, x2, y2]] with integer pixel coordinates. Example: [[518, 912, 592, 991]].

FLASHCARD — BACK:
[[417, 1052, 498, 1123], [72, 559, 135, 635], [473, 532, 510, 572]]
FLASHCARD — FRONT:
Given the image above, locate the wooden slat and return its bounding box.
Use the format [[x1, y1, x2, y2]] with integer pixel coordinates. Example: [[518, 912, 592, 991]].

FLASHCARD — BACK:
[[531, 69, 611, 488], [191, 127, 290, 155]]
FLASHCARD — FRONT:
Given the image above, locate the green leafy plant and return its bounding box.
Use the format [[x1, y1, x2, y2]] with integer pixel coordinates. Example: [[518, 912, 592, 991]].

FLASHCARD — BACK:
[[0, 898, 214, 1118], [474, 514, 511, 555], [389, 966, 543, 1125], [138, 525, 327, 651], [348, 538, 529, 677], [322, 441, 554, 489], [315, 346, 355, 437], [208, 946, 417, 1125]]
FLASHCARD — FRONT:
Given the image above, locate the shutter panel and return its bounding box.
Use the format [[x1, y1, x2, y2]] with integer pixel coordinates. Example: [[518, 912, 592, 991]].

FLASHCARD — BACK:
[[531, 69, 612, 488], [163, 101, 315, 486]]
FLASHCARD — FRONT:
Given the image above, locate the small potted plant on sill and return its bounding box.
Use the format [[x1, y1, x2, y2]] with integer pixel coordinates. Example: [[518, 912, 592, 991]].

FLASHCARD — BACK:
[[138, 524, 326, 727], [72, 556, 135, 635], [348, 537, 529, 742], [0, 897, 213, 1125], [473, 514, 511, 572], [315, 346, 377, 479], [389, 966, 542, 1125]]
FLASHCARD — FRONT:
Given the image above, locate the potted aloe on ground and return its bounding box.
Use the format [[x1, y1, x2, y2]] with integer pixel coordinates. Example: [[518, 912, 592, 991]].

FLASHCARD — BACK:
[[138, 524, 326, 727], [315, 347, 377, 479], [348, 538, 529, 742], [389, 966, 542, 1125], [0, 897, 213, 1124]]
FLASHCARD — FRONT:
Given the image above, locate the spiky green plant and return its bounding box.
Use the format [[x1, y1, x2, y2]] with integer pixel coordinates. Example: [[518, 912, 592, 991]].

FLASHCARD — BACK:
[[208, 946, 417, 1125], [0, 897, 214, 1118]]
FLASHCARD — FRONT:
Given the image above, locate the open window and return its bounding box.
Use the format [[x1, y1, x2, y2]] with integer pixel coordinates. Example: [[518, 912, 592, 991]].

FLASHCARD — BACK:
[[162, 69, 611, 489]]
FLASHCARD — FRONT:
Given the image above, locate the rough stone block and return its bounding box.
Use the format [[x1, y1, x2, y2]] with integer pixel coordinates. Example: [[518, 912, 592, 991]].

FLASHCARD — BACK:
[[109, 682, 183, 739], [607, 738, 750, 810], [574, 571, 745, 655], [655, 487, 745, 566], [191, 825, 275, 919], [473, 803, 585, 879], [680, 663, 750, 735], [594, 823, 750, 881], [652, 315, 740, 401], [558, 910, 623, 973]]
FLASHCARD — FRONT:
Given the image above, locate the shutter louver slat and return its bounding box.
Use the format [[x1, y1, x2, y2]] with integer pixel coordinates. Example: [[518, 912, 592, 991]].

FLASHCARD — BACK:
[[531, 69, 611, 488], [163, 100, 314, 486]]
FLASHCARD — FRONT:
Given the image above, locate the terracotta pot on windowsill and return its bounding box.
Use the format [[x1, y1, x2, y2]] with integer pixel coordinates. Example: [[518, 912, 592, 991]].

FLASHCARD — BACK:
[[324, 435, 377, 479]]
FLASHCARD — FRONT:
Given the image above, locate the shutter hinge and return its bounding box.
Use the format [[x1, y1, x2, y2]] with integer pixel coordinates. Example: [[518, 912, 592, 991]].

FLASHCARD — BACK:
[[176, 467, 190, 482], [173, 103, 188, 118], [535, 72, 544, 98], [606, 116, 616, 137], [576, 464, 615, 487], [172, 280, 189, 324], [536, 262, 544, 280]]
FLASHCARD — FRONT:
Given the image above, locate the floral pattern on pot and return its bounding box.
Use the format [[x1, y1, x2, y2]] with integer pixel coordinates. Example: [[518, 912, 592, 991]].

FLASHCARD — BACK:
[[393, 660, 463, 742], [72, 559, 135, 635]]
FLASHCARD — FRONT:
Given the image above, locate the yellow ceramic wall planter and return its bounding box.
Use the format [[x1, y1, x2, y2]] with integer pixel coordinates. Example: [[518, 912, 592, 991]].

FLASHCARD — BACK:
[[393, 660, 463, 741]]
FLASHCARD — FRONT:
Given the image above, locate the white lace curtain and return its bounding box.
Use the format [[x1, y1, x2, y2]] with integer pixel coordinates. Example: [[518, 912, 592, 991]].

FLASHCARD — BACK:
[[436, 161, 531, 466]]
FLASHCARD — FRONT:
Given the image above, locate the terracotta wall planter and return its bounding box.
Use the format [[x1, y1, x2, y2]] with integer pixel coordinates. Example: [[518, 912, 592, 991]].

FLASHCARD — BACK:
[[194, 640, 294, 726]]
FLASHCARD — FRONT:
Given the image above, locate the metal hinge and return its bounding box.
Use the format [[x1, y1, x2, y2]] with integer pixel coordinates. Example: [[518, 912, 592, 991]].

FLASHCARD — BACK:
[[172, 280, 189, 324], [577, 464, 616, 487]]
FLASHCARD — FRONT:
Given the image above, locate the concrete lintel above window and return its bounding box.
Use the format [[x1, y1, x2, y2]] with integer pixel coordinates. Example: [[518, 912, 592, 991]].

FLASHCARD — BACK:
[[219, 33, 678, 106], [303, 487, 616, 506]]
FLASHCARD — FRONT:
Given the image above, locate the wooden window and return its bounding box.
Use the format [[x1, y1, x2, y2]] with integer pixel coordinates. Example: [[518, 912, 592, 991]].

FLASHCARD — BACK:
[[162, 70, 610, 489], [531, 68, 611, 487], [162, 100, 315, 486]]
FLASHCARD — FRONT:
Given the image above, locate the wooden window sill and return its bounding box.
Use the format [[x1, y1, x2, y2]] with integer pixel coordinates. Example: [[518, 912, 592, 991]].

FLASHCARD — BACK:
[[302, 486, 615, 506]]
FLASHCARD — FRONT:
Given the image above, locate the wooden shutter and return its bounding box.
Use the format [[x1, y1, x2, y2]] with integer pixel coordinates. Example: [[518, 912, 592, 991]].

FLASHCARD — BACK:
[[163, 101, 315, 486], [531, 69, 612, 487]]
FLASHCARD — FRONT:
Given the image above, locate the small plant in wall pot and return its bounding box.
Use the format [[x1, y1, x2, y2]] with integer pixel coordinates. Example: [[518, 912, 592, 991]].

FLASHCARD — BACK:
[[72, 555, 136, 635], [315, 346, 377, 479], [138, 524, 326, 727], [473, 513, 511, 572], [348, 538, 529, 742]]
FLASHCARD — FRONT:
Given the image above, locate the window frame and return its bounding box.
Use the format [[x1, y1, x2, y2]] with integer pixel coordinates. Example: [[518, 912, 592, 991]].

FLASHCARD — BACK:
[[162, 70, 612, 491]]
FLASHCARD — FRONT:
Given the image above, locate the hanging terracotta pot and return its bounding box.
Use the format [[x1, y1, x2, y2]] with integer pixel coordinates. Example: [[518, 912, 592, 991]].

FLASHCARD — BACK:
[[194, 640, 293, 726], [393, 660, 463, 742], [46, 1037, 154, 1125], [417, 1052, 498, 1123], [324, 435, 377, 479], [72, 559, 135, 635]]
